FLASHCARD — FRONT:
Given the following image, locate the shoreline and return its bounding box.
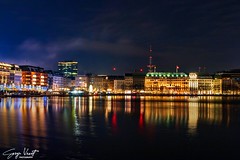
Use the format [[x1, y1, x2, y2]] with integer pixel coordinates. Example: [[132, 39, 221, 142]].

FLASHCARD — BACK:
[[1, 93, 240, 98]]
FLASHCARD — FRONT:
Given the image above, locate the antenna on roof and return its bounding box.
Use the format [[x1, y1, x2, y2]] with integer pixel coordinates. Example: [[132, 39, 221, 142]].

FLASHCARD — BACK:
[[147, 45, 156, 72]]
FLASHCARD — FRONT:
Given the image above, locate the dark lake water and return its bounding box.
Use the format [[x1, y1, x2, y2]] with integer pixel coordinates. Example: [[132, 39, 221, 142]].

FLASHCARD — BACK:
[[0, 96, 240, 160]]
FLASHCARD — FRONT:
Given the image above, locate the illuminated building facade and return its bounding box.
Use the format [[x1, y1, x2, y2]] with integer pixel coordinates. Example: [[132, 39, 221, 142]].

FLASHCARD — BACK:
[[145, 72, 189, 94], [1, 59, 240, 95], [52, 76, 68, 91], [91, 75, 124, 93], [92, 75, 109, 92], [75, 75, 88, 90], [20, 65, 48, 91], [0, 62, 11, 87], [46, 70, 69, 91], [85, 73, 94, 92], [124, 72, 145, 91], [58, 61, 78, 79], [216, 69, 240, 95], [114, 80, 125, 93], [0, 62, 22, 91], [189, 73, 222, 95], [10, 64, 22, 90]]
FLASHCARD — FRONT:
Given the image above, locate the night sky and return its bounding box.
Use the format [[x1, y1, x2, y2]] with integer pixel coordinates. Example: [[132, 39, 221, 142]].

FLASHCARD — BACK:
[[0, 0, 240, 74]]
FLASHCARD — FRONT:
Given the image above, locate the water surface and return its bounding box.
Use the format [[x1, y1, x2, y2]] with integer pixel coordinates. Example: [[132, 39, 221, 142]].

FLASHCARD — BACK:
[[0, 96, 240, 159]]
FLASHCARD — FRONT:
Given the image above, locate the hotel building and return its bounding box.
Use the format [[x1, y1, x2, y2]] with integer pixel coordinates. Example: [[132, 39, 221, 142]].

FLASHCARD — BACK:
[[145, 72, 189, 94]]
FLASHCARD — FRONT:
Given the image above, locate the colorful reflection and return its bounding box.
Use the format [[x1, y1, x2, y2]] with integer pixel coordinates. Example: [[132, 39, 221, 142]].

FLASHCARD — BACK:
[[90, 96, 238, 136], [0, 97, 48, 149], [0, 95, 239, 157]]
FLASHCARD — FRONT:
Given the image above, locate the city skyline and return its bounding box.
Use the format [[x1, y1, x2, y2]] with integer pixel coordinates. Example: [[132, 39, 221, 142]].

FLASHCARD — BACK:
[[0, 0, 240, 74]]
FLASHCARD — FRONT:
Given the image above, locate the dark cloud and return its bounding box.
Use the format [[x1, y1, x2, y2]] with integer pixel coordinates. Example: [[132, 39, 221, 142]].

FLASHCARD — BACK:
[[0, 0, 240, 74], [13, 37, 144, 73], [17, 37, 143, 57]]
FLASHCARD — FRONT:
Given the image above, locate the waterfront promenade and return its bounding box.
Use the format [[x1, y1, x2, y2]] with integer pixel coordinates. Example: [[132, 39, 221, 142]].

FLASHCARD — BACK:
[[1, 91, 240, 98]]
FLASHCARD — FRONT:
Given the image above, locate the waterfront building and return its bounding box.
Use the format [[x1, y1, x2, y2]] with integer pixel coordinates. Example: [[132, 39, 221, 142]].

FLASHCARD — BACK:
[[132, 72, 145, 91], [46, 70, 70, 91], [53, 75, 69, 91], [124, 72, 145, 91], [216, 69, 240, 95], [45, 70, 54, 90], [106, 75, 124, 92], [145, 72, 189, 94], [0, 62, 12, 91], [92, 75, 108, 92], [20, 65, 48, 91], [90, 75, 124, 93], [58, 61, 78, 80], [189, 73, 222, 95], [0, 62, 22, 91], [124, 73, 133, 90], [75, 75, 88, 91], [85, 73, 94, 92], [114, 80, 125, 93], [10, 64, 22, 90], [197, 75, 215, 94]]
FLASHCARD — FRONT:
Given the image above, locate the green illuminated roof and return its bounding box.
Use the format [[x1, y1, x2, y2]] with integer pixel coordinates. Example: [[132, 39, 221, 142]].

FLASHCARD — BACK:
[[146, 72, 188, 78]]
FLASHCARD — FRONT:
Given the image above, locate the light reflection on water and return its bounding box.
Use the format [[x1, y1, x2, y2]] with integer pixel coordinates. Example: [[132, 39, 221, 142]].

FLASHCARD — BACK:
[[0, 96, 240, 159]]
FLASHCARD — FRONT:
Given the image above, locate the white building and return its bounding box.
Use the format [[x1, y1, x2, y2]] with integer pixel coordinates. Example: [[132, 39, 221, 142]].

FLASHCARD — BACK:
[[189, 72, 222, 95]]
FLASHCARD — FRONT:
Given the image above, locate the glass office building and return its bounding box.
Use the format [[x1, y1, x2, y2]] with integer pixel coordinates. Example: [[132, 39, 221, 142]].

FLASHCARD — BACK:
[[58, 61, 78, 79]]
